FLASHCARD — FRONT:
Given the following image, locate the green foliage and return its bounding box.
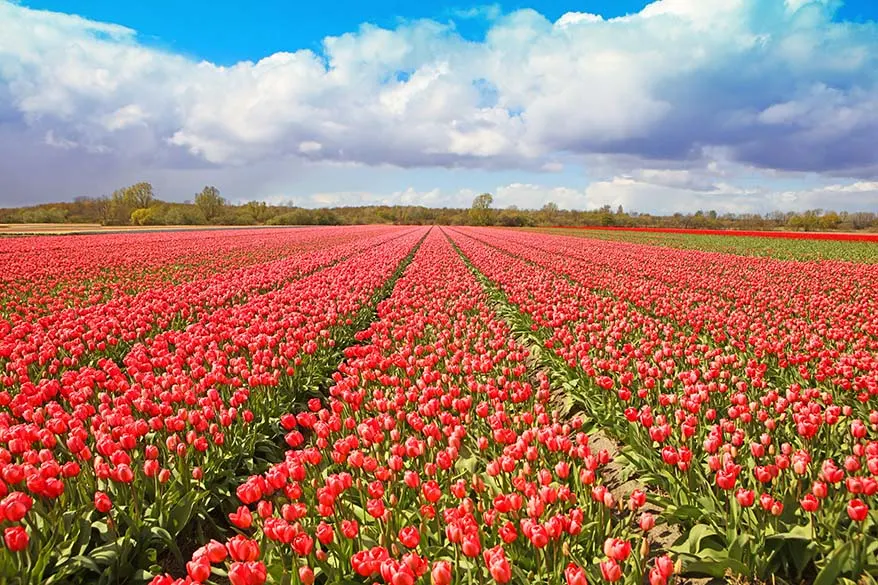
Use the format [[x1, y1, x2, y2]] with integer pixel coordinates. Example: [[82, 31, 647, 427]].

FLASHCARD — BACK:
[[194, 186, 225, 223], [157, 204, 208, 225], [1, 186, 876, 231], [244, 201, 270, 223], [496, 209, 535, 227], [130, 207, 159, 226], [470, 192, 494, 226], [268, 208, 318, 225], [104, 182, 156, 225], [13, 206, 70, 223]]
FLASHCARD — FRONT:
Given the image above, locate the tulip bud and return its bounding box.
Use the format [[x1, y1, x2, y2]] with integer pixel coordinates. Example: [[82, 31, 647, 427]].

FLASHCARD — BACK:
[[299, 566, 315, 585]]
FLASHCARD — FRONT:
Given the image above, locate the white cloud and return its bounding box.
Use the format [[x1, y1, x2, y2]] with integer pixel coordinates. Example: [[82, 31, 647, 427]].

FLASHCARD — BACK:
[[235, 175, 877, 214], [583, 175, 878, 214], [555, 12, 604, 27], [1, 0, 877, 209]]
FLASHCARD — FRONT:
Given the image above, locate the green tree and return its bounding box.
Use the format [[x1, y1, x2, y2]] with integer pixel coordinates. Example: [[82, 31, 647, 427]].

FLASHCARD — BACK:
[[849, 212, 876, 230], [470, 193, 494, 226], [130, 207, 158, 226], [244, 201, 270, 223], [126, 182, 155, 209], [540, 202, 559, 226], [106, 182, 155, 225], [820, 211, 841, 230], [195, 186, 226, 223], [787, 210, 821, 232]]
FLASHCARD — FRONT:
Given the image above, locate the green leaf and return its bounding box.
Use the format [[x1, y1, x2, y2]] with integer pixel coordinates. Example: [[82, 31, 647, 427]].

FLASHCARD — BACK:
[[765, 523, 813, 543], [680, 555, 750, 579], [665, 504, 707, 524], [814, 541, 853, 585], [132, 569, 159, 584], [167, 491, 198, 535], [66, 554, 101, 573], [727, 533, 754, 563], [149, 525, 183, 564], [671, 523, 722, 554]]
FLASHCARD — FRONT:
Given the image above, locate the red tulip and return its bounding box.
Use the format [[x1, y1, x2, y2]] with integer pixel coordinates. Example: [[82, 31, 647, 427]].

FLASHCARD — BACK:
[[316, 522, 334, 545], [229, 506, 252, 529], [228, 561, 267, 585], [565, 562, 588, 585], [603, 538, 631, 561], [600, 559, 622, 582], [299, 566, 315, 585], [399, 526, 420, 548], [3, 526, 28, 552], [341, 519, 359, 539], [227, 536, 260, 562], [432, 561, 452, 585], [94, 491, 112, 513], [847, 498, 868, 522], [186, 559, 211, 583], [800, 494, 819, 513]]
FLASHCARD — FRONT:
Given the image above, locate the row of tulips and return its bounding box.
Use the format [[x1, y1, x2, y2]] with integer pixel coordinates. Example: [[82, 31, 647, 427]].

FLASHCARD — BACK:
[[446, 227, 878, 583], [475, 228, 878, 352], [153, 229, 676, 585], [0, 226, 410, 386], [0, 227, 375, 322], [0, 227, 426, 584]]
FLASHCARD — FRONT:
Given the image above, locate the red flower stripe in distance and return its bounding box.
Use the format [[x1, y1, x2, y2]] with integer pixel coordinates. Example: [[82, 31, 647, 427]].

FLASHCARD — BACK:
[[556, 226, 878, 243]]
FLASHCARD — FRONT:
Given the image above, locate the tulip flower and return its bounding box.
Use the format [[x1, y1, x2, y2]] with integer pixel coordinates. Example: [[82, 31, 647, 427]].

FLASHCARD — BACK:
[[432, 560, 452, 585], [4, 526, 29, 552], [600, 559, 622, 582], [94, 491, 112, 514], [847, 498, 868, 522]]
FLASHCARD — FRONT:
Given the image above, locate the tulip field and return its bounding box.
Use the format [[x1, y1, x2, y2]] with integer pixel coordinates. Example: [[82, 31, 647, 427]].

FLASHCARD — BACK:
[[0, 227, 876, 585]]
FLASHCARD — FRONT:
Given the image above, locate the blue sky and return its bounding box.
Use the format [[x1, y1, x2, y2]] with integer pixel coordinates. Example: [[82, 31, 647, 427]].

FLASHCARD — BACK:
[[23, 0, 878, 64], [22, 1, 656, 63], [1, 0, 877, 213]]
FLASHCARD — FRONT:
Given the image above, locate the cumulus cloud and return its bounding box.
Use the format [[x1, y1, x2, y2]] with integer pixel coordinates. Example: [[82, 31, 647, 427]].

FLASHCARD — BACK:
[[583, 175, 878, 214], [0, 0, 877, 209], [244, 175, 878, 214]]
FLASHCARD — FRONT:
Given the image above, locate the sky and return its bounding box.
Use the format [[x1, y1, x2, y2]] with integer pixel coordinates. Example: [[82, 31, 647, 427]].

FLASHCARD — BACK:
[[1, 0, 877, 214]]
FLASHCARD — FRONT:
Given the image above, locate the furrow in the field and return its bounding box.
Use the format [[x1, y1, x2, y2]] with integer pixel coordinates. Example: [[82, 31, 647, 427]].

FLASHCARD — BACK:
[[0, 228, 429, 584], [0, 227, 418, 385], [442, 227, 684, 565]]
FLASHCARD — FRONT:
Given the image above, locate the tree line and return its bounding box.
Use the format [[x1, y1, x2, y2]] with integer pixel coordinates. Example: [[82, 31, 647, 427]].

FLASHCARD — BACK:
[[1, 184, 876, 232]]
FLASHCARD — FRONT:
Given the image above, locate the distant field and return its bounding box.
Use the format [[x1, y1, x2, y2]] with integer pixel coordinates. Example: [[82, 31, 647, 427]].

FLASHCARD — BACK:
[[527, 226, 878, 262]]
